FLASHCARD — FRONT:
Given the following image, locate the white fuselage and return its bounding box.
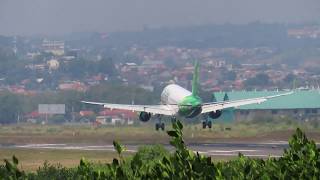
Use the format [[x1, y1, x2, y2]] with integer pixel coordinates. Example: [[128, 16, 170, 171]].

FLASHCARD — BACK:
[[160, 84, 192, 105]]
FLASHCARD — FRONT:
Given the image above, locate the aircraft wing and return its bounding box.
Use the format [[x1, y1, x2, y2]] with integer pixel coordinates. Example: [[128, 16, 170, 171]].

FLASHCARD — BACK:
[[81, 101, 177, 116], [201, 91, 293, 113]]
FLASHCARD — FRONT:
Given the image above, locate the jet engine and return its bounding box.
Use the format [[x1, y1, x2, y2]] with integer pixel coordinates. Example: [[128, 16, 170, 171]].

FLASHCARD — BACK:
[[208, 110, 222, 119], [139, 112, 151, 122]]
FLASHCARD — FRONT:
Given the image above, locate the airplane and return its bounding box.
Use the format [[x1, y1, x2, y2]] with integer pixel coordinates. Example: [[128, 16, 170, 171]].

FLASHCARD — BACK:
[[82, 61, 293, 131]]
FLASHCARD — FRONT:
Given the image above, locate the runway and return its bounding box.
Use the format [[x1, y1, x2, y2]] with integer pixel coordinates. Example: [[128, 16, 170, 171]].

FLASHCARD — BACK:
[[0, 141, 289, 158]]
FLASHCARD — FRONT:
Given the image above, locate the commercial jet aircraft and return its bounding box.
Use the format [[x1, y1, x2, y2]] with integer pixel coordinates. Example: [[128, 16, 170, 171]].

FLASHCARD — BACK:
[[82, 61, 292, 130]]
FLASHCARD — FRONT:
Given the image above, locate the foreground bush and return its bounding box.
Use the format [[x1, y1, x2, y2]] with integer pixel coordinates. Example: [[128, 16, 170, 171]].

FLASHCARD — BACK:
[[0, 120, 319, 179]]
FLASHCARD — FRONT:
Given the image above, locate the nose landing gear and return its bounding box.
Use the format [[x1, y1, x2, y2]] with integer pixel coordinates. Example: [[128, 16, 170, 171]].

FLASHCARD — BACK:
[[155, 116, 177, 131], [202, 120, 212, 129], [155, 122, 165, 131], [155, 115, 165, 131]]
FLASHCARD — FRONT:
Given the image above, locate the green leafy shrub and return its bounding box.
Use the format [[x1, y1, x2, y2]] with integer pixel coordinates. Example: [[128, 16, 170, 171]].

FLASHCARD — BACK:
[[280, 128, 320, 179], [33, 161, 74, 179], [130, 145, 169, 177], [151, 120, 218, 179], [0, 156, 26, 179], [0, 121, 319, 179]]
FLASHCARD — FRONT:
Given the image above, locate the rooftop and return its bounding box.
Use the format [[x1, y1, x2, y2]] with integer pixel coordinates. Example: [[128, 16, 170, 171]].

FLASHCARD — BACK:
[[213, 90, 320, 110]]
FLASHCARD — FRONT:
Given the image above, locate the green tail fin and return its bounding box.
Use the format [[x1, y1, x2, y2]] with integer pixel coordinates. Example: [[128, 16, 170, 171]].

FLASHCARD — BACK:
[[192, 60, 200, 96]]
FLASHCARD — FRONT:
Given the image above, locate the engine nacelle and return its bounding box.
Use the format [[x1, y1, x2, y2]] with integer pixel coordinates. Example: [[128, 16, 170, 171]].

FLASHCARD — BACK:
[[208, 110, 222, 119], [139, 112, 151, 122]]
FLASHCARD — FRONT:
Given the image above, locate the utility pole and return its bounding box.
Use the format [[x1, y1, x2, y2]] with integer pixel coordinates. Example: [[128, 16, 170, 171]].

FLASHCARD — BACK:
[[17, 112, 20, 124], [72, 106, 75, 122]]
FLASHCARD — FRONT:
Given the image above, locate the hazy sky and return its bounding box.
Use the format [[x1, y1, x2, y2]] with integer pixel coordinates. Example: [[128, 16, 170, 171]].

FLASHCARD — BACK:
[[0, 0, 319, 35]]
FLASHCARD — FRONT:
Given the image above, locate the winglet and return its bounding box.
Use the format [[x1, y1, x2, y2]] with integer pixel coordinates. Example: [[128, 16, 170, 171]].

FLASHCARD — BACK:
[[192, 60, 200, 96]]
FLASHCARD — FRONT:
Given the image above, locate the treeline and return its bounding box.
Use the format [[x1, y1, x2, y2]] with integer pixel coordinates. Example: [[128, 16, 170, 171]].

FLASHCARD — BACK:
[[104, 23, 320, 49], [0, 84, 158, 124], [0, 47, 29, 85], [1, 121, 319, 179]]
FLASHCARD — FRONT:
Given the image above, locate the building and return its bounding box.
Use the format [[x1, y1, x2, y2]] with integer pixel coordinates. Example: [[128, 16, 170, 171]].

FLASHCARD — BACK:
[[96, 116, 124, 125], [42, 39, 65, 56], [213, 90, 320, 122], [97, 109, 136, 125], [58, 81, 87, 92], [47, 59, 60, 70]]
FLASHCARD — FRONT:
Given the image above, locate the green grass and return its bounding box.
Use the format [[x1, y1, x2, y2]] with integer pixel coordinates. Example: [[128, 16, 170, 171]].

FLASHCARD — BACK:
[[0, 120, 319, 145], [0, 148, 129, 172]]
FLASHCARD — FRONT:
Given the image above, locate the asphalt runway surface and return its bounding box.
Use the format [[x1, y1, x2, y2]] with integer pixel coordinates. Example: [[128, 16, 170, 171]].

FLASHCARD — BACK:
[[0, 141, 290, 158]]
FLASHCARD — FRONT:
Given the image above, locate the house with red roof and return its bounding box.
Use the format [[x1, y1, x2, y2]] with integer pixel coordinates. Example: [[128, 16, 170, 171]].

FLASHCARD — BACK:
[[97, 109, 136, 125]]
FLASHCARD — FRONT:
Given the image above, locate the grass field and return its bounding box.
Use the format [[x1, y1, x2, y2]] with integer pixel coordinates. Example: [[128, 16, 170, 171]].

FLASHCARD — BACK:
[[0, 148, 127, 172], [0, 120, 319, 145], [0, 148, 238, 172]]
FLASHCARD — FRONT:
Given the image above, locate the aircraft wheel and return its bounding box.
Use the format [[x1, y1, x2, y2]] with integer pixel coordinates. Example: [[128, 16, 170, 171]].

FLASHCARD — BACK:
[[155, 123, 159, 131], [202, 121, 207, 129], [161, 123, 165, 131], [208, 121, 212, 129]]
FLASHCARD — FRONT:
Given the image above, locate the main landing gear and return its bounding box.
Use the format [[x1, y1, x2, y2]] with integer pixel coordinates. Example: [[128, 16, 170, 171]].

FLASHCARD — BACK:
[[155, 115, 165, 131], [202, 120, 212, 129], [155, 116, 177, 131]]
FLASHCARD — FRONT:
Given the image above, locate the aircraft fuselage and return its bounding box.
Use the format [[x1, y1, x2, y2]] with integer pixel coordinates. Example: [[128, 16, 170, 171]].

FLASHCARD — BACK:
[[160, 84, 202, 118]]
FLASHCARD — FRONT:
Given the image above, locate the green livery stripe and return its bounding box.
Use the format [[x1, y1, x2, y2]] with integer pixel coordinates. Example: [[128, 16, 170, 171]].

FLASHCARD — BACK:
[[178, 95, 202, 117]]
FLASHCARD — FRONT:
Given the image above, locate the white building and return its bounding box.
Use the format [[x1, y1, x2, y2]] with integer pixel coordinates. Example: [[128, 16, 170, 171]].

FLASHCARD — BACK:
[[42, 39, 65, 56]]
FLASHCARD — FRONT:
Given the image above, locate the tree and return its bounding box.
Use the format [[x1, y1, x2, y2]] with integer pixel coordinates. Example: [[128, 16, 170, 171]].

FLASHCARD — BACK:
[[0, 92, 22, 124], [223, 70, 237, 81], [97, 57, 117, 77], [283, 73, 296, 83], [244, 73, 271, 87]]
